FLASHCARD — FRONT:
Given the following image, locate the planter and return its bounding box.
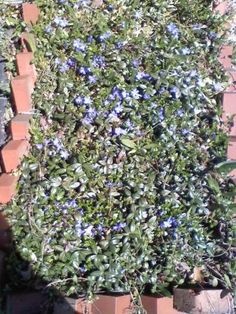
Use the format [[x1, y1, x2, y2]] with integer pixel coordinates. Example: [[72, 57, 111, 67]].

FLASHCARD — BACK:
[[11, 75, 32, 113], [91, 295, 132, 314], [0, 174, 18, 204], [141, 296, 180, 314], [10, 114, 32, 140], [0, 139, 29, 172], [173, 288, 234, 314]]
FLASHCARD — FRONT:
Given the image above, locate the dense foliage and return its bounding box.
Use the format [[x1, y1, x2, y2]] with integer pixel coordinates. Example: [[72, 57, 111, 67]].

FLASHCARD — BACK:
[[2, 0, 236, 299]]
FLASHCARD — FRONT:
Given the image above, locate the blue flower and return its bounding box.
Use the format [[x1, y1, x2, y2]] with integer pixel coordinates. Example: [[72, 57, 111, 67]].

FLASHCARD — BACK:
[[54, 16, 68, 27], [213, 82, 222, 92], [176, 109, 184, 117], [84, 96, 92, 105], [59, 62, 69, 73], [180, 47, 191, 55], [87, 35, 94, 43], [112, 222, 126, 231], [60, 150, 69, 159], [77, 66, 91, 76], [160, 217, 177, 229], [113, 127, 127, 136], [166, 23, 180, 39], [73, 39, 87, 52], [67, 57, 77, 68], [169, 86, 181, 99], [74, 95, 84, 106], [92, 55, 105, 68], [158, 108, 165, 121], [88, 75, 97, 84], [45, 25, 53, 33], [181, 128, 190, 136], [131, 88, 141, 99], [132, 59, 140, 67]]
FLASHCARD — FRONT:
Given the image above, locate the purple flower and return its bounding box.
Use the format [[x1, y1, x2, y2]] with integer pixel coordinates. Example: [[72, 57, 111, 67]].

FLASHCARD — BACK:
[[77, 66, 91, 76], [92, 55, 105, 68], [213, 82, 222, 92], [113, 127, 127, 136], [54, 16, 68, 27], [74, 95, 84, 106], [87, 35, 94, 43], [160, 217, 177, 229], [84, 96, 92, 105], [169, 86, 181, 99], [35, 143, 43, 150], [59, 62, 69, 73], [67, 57, 77, 68], [45, 25, 53, 33], [181, 128, 190, 136], [60, 150, 69, 159], [131, 88, 141, 99], [158, 108, 165, 121], [166, 23, 180, 39], [176, 109, 184, 117], [73, 39, 87, 52], [88, 75, 97, 84], [113, 102, 123, 114], [112, 222, 126, 231], [180, 47, 191, 55], [132, 59, 140, 67]]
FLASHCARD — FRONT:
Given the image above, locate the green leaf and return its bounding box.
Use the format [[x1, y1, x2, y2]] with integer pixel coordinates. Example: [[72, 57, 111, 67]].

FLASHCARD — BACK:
[[215, 161, 236, 175], [207, 177, 220, 194], [120, 138, 136, 149], [224, 274, 232, 288]]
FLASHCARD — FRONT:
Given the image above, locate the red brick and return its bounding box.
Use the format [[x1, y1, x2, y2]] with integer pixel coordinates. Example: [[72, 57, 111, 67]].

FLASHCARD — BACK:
[[173, 288, 233, 314], [22, 3, 40, 25], [16, 52, 37, 84], [0, 174, 18, 204], [226, 71, 236, 92], [10, 114, 32, 140], [142, 296, 180, 314], [11, 75, 32, 113], [219, 46, 233, 69], [222, 93, 236, 136], [227, 139, 236, 159], [1, 140, 29, 173], [92, 295, 131, 314], [6, 291, 48, 314]]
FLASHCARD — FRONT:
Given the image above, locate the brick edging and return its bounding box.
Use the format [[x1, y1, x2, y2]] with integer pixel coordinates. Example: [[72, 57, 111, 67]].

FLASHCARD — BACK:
[[215, 1, 236, 179], [0, 3, 39, 204]]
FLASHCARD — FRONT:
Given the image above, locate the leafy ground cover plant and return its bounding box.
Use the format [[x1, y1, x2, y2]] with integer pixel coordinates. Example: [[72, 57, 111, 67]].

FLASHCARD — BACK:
[[2, 0, 236, 299]]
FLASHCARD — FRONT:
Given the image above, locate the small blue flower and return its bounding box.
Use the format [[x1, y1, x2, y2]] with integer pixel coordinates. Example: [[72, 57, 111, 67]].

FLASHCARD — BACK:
[[166, 22, 180, 39], [88, 75, 97, 84], [67, 57, 77, 68], [92, 55, 105, 68], [181, 128, 190, 136], [169, 86, 181, 99], [180, 47, 191, 55], [45, 25, 53, 33], [74, 95, 84, 106], [176, 109, 184, 117], [131, 88, 141, 99], [87, 35, 94, 43], [84, 96, 92, 105], [73, 39, 87, 52], [112, 222, 126, 231], [59, 62, 69, 73], [36, 143, 43, 150]]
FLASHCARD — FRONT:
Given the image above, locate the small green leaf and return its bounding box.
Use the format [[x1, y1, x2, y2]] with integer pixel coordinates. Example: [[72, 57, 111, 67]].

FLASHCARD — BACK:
[[120, 138, 136, 149]]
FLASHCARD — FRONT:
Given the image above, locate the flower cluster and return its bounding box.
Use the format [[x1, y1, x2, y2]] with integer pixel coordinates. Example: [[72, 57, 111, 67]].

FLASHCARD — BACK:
[[3, 0, 234, 299]]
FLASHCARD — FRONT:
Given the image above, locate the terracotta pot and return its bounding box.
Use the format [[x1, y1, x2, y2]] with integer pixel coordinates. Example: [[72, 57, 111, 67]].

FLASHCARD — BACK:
[[141, 295, 180, 314], [0, 174, 18, 204], [92, 294, 132, 314]]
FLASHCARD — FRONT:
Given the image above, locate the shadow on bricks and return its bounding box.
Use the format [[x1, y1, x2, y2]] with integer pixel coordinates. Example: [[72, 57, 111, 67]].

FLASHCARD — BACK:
[[0, 211, 76, 314]]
